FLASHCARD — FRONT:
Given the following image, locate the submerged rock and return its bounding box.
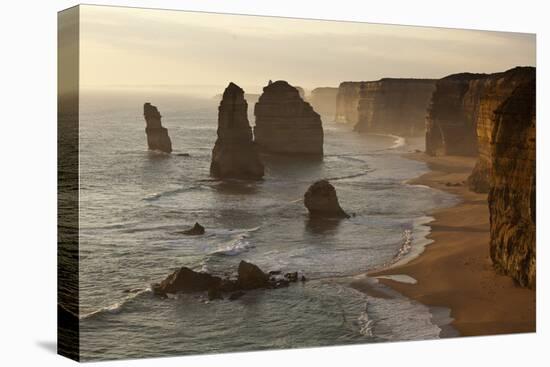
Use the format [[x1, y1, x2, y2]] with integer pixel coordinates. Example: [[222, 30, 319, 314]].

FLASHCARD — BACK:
[[228, 291, 246, 301], [143, 102, 172, 153], [210, 82, 264, 180], [304, 180, 349, 218], [254, 80, 323, 157], [237, 260, 269, 290], [182, 222, 205, 236], [207, 287, 224, 301]]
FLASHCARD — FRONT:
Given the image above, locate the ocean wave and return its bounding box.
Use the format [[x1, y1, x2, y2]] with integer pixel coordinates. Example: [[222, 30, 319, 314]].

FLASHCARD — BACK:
[[211, 234, 256, 256], [143, 185, 203, 201], [358, 303, 375, 337], [80, 287, 152, 320], [325, 169, 375, 182], [388, 134, 406, 149], [392, 229, 413, 263], [385, 216, 434, 269], [360, 133, 406, 151]]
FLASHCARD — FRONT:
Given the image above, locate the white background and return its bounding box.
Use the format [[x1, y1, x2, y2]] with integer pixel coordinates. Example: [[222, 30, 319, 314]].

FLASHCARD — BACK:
[[0, 0, 548, 365]]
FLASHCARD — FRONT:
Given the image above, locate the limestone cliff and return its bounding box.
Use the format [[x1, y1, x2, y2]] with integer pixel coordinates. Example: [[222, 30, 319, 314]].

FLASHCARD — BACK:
[[425, 73, 488, 156], [335, 82, 361, 124], [488, 77, 536, 288], [467, 67, 535, 192], [144, 103, 172, 153], [254, 80, 323, 157], [355, 78, 436, 136], [425, 67, 534, 162], [309, 87, 338, 118], [210, 83, 264, 180]]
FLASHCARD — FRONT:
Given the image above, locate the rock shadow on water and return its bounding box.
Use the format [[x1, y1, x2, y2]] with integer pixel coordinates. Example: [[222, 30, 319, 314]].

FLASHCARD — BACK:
[[305, 217, 343, 235], [212, 180, 260, 196], [260, 154, 324, 180]]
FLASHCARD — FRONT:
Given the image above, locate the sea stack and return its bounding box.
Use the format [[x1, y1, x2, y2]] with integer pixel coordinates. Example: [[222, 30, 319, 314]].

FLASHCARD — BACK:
[[487, 77, 536, 288], [254, 80, 324, 158], [304, 180, 349, 218], [143, 103, 172, 153], [210, 82, 264, 180]]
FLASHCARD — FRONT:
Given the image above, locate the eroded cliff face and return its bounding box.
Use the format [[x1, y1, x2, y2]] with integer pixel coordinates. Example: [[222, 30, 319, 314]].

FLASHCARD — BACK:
[[488, 77, 536, 288], [210, 83, 264, 180], [354, 78, 436, 136], [467, 67, 535, 192], [335, 82, 361, 124], [425, 73, 487, 156], [309, 87, 338, 118], [426, 67, 535, 164], [144, 103, 172, 153], [254, 80, 323, 157]]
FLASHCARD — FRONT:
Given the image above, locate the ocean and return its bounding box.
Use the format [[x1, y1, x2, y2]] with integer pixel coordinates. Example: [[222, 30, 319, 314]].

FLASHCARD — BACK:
[[76, 90, 458, 361]]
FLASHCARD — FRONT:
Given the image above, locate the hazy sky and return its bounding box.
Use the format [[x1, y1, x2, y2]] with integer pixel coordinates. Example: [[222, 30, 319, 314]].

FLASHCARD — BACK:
[[79, 5, 536, 96]]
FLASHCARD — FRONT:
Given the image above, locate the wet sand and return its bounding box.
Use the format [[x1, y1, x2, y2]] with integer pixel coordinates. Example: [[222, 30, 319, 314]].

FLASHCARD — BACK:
[[366, 152, 535, 336]]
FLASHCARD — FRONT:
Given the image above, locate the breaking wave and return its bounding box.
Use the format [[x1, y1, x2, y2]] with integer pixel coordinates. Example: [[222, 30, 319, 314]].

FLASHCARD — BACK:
[[143, 185, 203, 201], [358, 302, 375, 337], [80, 288, 152, 320], [211, 232, 257, 256]]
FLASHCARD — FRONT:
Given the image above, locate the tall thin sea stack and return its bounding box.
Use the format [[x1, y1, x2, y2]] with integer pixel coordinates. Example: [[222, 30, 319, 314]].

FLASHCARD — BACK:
[[254, 80, 324, 158], [210, 82, 264, 180], [143, 103, 172, 153]]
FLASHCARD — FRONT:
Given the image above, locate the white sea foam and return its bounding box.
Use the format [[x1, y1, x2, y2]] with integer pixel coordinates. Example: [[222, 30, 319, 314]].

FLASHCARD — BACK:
[[358, 302, 375, 337], [210, 228, 259, 256], [385, 216, 434, 269], [143, 185, 202, 201], [375, 274, 418, 284], [388, 135, 406, 149], [80, 287, 152, 320]]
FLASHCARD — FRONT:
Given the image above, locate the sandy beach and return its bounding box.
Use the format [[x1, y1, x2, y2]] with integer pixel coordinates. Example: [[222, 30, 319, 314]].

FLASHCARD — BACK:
[[362, 152, 535, 336]]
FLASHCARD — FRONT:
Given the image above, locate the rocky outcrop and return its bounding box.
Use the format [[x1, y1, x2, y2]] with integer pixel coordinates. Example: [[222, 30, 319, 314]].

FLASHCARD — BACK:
[[355, 79, 436, 136], [143, 103, 172, 153], [153, 267, 222, 295], [237, 260, 269, 289], [304, 180, 349, 218], [254, 81, 324, 157], [308, 87, 338, 117], [152, 261, 303, 298], [181, 222, 205, 235], [210, 83, 264, 180], [487, 77, 535, 288], [467, 67, 535, 192]]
